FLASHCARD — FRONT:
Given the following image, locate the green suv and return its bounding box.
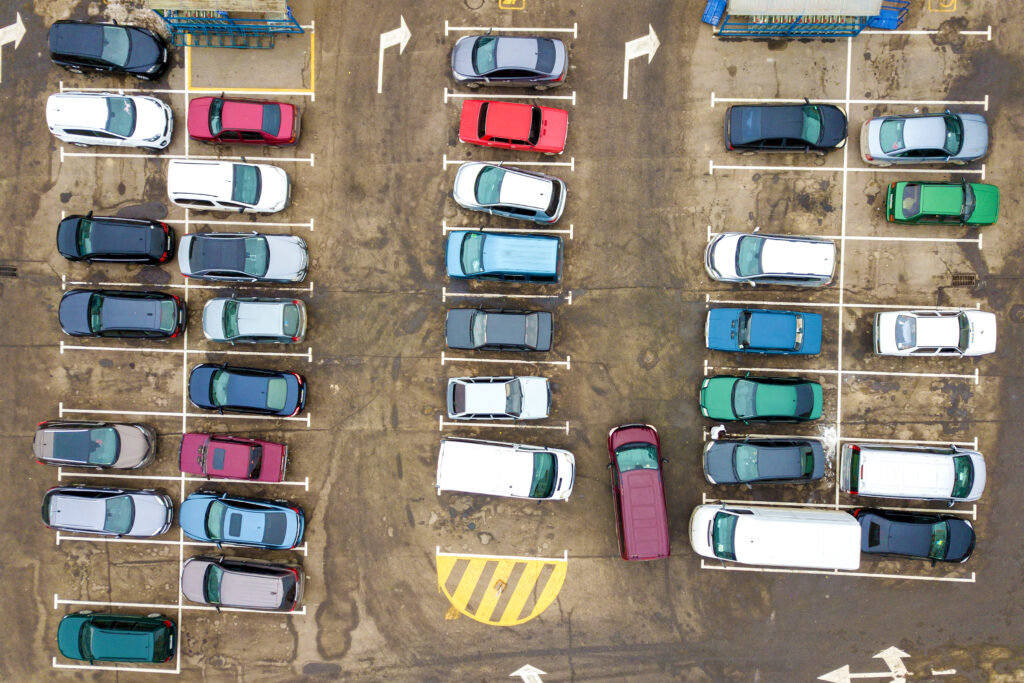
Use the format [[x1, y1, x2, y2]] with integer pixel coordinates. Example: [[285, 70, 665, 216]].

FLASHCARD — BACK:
[[886, 180, 999, 226], [57, 612, 176, 664]]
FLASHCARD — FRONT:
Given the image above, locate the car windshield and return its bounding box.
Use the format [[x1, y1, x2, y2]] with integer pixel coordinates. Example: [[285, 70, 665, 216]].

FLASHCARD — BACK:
[[900, 184, 921, 218], [616, 444, 659, 472], [100, 26, 131, 66], [206, 500, 228, 538], [472, 36, 498, 74], [103, 495, 134, 534], [242, 237, 270, 276], [205, 564, 223, 603], [211, 370, 231, 406], [105, 97, 136, 138], [956, 313, 971, 352], [261, 104, 282, 136], [943, 115, 963, 155], [88, 427, 120, 466], [712, 512, 738, 561], [265, 378, 288, 411], [895, 315, 916, 350], [733, 444, 759, 481], [222, 300, 240, 338], [524, 314, 538, 347], [471, 312, 487, 345], [282, 304, 300, 336], [536, 38, 556, 72], [879, 120, 905, 152], [209, 98, 224, 135], [529, 106, 542, 145], [529, 452, 556, 498], [731, 380, 757, 419], [928, 522, 950, 561], [505, 380, 523, 415], [78, 625, 94, 661], [232, 165, 262, 205], [951, 455, 974, 498], [87, 294, 103, 334], [734, 236, 764, 277], [76, 219, 95, 255], [800, 105, 822, 144], [474, 166, 505, 205], [460, 233, 485, 275], [961, 182, 975, 221], [248, 445, 262, 477]]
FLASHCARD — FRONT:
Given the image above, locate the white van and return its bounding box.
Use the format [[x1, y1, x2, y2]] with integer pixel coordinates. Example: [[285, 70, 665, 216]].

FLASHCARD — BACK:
[[436, 437, 575, 501], [689, 504, 861, 570], [839, 442, 986, 502]]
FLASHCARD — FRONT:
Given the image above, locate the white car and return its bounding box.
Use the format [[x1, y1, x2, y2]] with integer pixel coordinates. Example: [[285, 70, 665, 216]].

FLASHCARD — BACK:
[[46, 92, 173, 150], [167, 160, 290, 213], [705, 232, 835, 287], [873, 309, 996, 356], [436, 437, 575, 501], [202, 297, 307, 344], [452, 162, 566, 224], [446, 376, 551, 420]]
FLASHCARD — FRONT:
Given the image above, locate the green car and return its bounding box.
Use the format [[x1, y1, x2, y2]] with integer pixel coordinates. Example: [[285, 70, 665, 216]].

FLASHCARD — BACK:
[[886, 180, 999, 226], [57, 612, 176, 664], [700, 375, 823, 422]]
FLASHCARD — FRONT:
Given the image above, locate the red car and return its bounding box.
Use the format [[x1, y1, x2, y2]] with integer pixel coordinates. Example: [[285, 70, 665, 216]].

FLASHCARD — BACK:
[[458, 100, 568, 155], [607, 424, 670, 561], [179, 433, 288, 482], [187, 96, 301, 146]]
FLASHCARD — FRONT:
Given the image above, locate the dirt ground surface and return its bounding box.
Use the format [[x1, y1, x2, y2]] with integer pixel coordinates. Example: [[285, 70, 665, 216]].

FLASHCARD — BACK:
[[2, 0, 1024, 681]]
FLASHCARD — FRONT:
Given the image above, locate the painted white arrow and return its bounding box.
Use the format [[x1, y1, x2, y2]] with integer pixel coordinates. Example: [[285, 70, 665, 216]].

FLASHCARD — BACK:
[[510, 664, 546, 683], [377, 15, 411, 94], [875, 646, 910, 676], [819, 647, 911, 683], [0, 12, 26, 85], [622, 24, 660, 100]]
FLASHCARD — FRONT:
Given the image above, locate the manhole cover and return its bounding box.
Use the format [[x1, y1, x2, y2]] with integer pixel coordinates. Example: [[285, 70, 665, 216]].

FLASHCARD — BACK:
[[951, 273, 977, 287]]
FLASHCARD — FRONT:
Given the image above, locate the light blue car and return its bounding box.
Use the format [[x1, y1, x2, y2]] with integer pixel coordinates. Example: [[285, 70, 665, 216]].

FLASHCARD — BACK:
[[446, 231, 562, 283], [179, 490, 304, 550]]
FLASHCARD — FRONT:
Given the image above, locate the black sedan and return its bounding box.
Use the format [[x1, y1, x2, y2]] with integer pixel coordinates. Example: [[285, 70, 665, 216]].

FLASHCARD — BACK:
[[188, 363, 306, 417], [49, 20, 168, 79], [59, 289, 186, 339], [725, 103, 847, 154], [703, 437, 825, 485], [57, 213, 174, 264], [854, 508, 975, 564], [445, 309, 552, 352]]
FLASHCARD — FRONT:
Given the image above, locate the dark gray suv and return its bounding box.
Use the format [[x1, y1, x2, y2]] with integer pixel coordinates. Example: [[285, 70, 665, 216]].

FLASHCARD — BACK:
[[445, 309, 552, 351]]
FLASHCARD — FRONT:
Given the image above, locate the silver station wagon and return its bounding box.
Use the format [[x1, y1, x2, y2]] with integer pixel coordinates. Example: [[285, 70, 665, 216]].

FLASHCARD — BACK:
[[42, 486, 174, 538], [203, 297, 307, 344], [181, 556, 304, 612]]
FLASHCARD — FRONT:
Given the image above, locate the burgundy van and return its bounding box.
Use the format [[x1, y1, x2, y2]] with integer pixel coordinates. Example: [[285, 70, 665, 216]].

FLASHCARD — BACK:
[[607, 424, 670, 561]]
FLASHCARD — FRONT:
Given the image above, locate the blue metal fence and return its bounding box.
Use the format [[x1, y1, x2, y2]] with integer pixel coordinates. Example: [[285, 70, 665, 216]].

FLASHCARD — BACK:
[[155, 5, 303, 49], [712, 0, 910, 38]]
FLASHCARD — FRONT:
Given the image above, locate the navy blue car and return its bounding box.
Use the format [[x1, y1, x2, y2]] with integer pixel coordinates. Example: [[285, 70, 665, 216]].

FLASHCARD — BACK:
[[705, 308, 822, 355], [446, 231, 562, 283], [49, 21, 168, 79], [725, 103, 847, 154], [59, 289, 186, 339], [188, 363, 306, 417], [179, 490, 304, 550], [853, 508, 975, 564]]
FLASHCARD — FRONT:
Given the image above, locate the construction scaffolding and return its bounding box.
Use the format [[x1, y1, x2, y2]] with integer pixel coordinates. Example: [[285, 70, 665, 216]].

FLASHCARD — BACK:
[[146, 0, 303, 49]]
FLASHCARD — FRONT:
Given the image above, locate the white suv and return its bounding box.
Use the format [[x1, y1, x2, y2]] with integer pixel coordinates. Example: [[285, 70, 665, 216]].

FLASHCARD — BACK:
[[167, 160, 290, 213], [46, 92, 173, 150]]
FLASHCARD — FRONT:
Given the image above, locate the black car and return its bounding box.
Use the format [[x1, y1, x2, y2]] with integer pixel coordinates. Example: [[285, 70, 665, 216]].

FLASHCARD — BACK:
[[57, 213, 175, 264], [49, 20, 168, 79], [450, 35, 568, 89], [58, 289, 186, 339], [725, 103, 848, 154], [188, 363, 306, 417], [445, 309, 552, 352], [854, 508, 976, 564], [703, 437, 825, 485]]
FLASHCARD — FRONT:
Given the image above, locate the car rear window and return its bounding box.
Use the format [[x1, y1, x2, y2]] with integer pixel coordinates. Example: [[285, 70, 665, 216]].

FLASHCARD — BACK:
[[895, 315, 916, 350], [734, 236, 763, 277], [282, 304, 301, 337], [452, 383, 466, 414], [262, 512, 288, 545], [529, 452, 556, 498], [712, 512, 738, 561], [232, 164, 262, 205], [105, 97, 136, 138], [205, 564, 223, 603], [535, 38, 556, 72], [248, 446, 262, 477], [616, 444, 659, 472], [158, 300, 178, 332], [951, 455, 974, 498], [474, 166, 505, 205], [545, 180, 561, 217], [265, 377, 288, 411], [879, 120, 905, 152], [261, 104, 282, 136]]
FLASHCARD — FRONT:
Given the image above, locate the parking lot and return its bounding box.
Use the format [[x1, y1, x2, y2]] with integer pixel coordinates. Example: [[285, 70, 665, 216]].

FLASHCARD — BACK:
[[2, 0, 1024, 680]]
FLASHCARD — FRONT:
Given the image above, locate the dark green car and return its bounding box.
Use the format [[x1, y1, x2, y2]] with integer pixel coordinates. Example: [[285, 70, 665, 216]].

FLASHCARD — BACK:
[[57, 612, 176, 663], [886, 180, 999, 226], [700, 375, 822, 422]]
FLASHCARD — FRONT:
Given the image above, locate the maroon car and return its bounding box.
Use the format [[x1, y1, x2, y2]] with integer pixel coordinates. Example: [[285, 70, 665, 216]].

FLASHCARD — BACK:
[[179, 433, 288, 482], [607, 424, 670, 561], [187, 96, 301, 146]]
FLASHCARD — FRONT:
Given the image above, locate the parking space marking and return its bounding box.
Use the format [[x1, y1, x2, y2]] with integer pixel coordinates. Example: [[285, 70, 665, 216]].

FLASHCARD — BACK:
[[439, 415, 570, 433], [443, 220, 573, 238], [444, 21, 577, 37], [707, 228, 981, 246], [59, 403, 312, 427], [62, 274, 315, 294], [442, 153, 574, 171], [186, 32, 317, 100], [58, 83, 316, 98], [701, 493, 978, 520], [840, 435, 978, 450], [444, 88, 576, 105], [52, 659, 179, 675], [58, 468, 311, 491], [55, 532, 309, 556], [705, 294, 979, 311], [699, 560, 975, 582], [711, 92, 988, 110], [705, 363, 978, 383], [60, 341, 314, 362], [442, 286, 570, 304], [59, 147, 315, 166], [442, 352, 571, 369], [709, 159, 986, 179], [163, 217, 315, 231], [862, 27, 991, 40], [54, 595, 306, 616]]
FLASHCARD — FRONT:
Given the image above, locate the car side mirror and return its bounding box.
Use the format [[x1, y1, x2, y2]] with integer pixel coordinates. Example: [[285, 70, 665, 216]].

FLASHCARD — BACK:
[[238, 207, 245, 214], [748, 281, 757, 287], [947, 500, 955, 509], [606, 463, 612, 469], [660, 458, 668, 464]]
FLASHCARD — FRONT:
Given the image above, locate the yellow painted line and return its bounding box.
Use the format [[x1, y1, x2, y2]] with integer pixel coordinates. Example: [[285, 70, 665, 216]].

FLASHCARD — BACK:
[[522, 561, 566, 625], [185, 29, 315, 96], [309, 29, 315, 96], [502, 560, 543, 622], [473, 560, 518, 622], [449, 559, 488, 608]]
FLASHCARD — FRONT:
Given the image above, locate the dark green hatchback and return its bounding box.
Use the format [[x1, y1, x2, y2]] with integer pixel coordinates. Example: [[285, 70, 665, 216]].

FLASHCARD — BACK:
[[886, 180, 999, 226], [57, 612, 176, 663]]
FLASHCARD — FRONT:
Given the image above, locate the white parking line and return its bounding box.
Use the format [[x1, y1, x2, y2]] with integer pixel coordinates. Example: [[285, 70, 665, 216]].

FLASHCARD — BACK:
[[444, 88, 576, 105], [442, 352, 571, 369], [444, 20, 578, 37], [439, 415, 570, 433], [442, 153, 574, 171], [708, 228, 980, 246], [699, 560, 975, 583], [840, 435, 979, 450], [60, 341, 314, 362], [60, 147, 315, 165], [55, 532, 309, 555], [709, 159, 986, 179], [443, 220, 573, 238], [58, 403, 312, 426], [58, 82, 316, 98], [58, 468, 311, 490], [52, 658, 179, 675], [710, 91, 989, 110], [442, 286, 570, 303], [62, 275, 315, 294], [701, 493, 978, 519], [164, 217, 315, 231], [861, 26, 991, 40], [706, 363, 979, 383], [705, 294, 979, 311], [54, 595, 307, 616]]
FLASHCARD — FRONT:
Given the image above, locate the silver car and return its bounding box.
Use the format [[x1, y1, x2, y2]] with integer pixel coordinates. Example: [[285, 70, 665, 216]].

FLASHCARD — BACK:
[[179, 232, 308, 283], [181, 556, 304, 612], [705, 232, 835, 287], [203, 297, 307, 344], [447, 376, 551, 420], [453, 162, 566, 224], [860, 111, 988, 166], [450, 35, 568, 89], [41, 486, 174, 538], [33, 420, 156, 469]]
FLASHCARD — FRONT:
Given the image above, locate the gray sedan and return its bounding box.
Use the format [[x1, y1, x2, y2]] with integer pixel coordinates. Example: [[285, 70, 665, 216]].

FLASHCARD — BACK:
[[202, 297, 307, 344], [703, 438, 825, 485], [860, 111, 988, 166], [41, 486, 174, 537], [451, 35, 568, 89]]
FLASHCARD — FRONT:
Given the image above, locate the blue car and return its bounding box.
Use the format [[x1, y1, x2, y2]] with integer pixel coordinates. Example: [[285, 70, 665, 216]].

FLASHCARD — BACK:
[[446, 231, 561, 283], [705, 308, 822, 355], [188, 363, 306, 417], [179, 490, 304, 550]]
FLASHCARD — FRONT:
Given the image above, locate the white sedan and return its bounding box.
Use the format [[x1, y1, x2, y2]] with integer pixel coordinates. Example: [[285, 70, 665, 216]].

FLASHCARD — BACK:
[[446, 376, 551, 420], [873, 310, 996, 356]]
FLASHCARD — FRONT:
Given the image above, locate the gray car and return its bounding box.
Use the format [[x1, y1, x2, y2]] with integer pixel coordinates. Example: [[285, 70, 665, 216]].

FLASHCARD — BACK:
[[453, 162, 566, 224], [33, 420, 157, 469], [860, 111, 988, 166], [703, 438, 826, 485], [181, 556, 304, 611], [447, 376, 551, 420], [445, 309, 553, 352], [202, 297, 307, 344], [705, 232, 836, 287], [178, 232, 309, 283], [451, 35, 568, 89], [41, 486, 174, 537]]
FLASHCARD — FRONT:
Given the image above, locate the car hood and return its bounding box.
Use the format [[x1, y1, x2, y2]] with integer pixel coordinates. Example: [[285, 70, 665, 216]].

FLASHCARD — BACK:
[[112, 424, 152, 468], [134, 97, 170, 140], [957, 113, 989, 161], [57, 614, 88, 660], [179, 495, 214, 541], [706, 308, 743, 352], [179, 433, 210, 475], [445, 309, 476, 349], [188, 365, 219, 409], [967, 183, 999, 225], [445, 232, 468, 277], [187, 97, 213, 138], [517, 377, 551, 419], [619, 468, 670, 560], [864, 118, 888, 158], [180, 557, 213, 603], [202, 299, 228, 340], [255, 165, 290, 212], [944, 519, 976, 561], [264, 235, 308, 281], [964, 310, 997, 355], [536, 107, 569, 153], [58, 291, 93, 335], [966, 451, 987, 501], [178, 235, 196, 277], [706, 234, 741, 280], [700, 377, 737, 419], [124, 29, 163, 70], [761, 238, 835, 278], [453, 163, 484, 206], [818, 105, 848, 148], [874, 312, 901, 354], [450, 36, 477, 78], [688, 505, 719, 558], [129, 493, 171, 536], [703, 441, 740, 484]]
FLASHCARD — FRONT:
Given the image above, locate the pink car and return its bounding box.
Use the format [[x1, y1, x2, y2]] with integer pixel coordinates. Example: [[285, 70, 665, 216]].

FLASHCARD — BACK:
[[179, 433, 287, 482]]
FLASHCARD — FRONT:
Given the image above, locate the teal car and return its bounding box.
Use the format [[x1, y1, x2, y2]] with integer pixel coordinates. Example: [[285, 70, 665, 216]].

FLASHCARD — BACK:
[[57, 612, 176, 663], [700, 375, 822, 422], [886, 180, 998, 226], [446, 230, 562, 283]]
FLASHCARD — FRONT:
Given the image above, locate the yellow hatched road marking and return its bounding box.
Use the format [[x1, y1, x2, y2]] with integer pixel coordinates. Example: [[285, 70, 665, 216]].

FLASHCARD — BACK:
[[502, 560, 544, 620], [449, 558, 487, 607], [474, 560, 518, 621]]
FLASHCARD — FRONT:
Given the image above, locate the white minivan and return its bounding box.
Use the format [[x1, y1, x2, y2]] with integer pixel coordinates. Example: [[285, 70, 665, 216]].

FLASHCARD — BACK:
[[436, 437, 575, 501], [689, 504, 861, 570], [839, 442, 986, 503]]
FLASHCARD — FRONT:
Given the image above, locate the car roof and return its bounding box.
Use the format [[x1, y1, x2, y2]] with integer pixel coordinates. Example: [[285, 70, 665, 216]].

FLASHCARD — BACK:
[[498, 172, 553, 210], [221, 99, 268, 132], [220, 567, 288, 608], [482, 233, 560, 274], [731, 105, 805, 144], [485, 102, 533, 140], [234, 300, 288, 336], [168, 161, 234, 196], [618, 468, 669, 559], [462, 381, 509, 413], [49, 22, 104, 58], [760, 238, 835, 277], [917, 183, 964, 215], [47, 94, 112, 130], [912, 315, 960, 346], [49, 492, 109, 531], [98, 294, 167, 331], [494, 36, 542, 70], [902, 116, 948, 150], [746, 310, 798, 350]]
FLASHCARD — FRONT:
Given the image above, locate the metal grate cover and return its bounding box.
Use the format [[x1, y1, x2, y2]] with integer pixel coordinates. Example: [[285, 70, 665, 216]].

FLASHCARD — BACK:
[[951, 273, 977, 287], [0, 265, 17, 277]]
